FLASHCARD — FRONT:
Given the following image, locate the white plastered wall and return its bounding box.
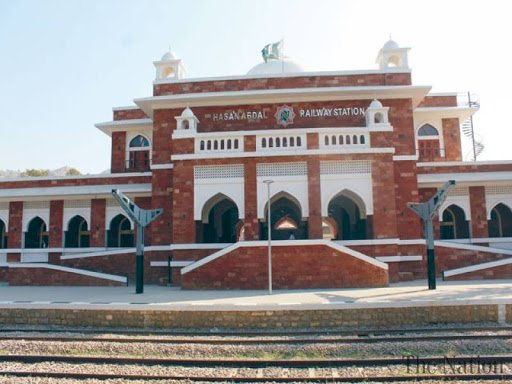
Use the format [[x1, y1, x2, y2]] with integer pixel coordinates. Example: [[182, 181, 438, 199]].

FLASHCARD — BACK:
[[257, 176, 309, 219], [413, 115, 445, 157], [0, 210, 8, 231], [106, 207, 134, 230], [63, 208, 92, 230], [22, 209, 49, 233], [194, 178, 245, 221], [439, 195, 471, 221], [320, 174, 373, 217]]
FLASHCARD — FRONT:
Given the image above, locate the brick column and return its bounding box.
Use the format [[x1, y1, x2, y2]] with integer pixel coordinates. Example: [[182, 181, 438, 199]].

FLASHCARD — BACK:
[[469, 186, 488, 238], [90, 199, 106, 247], [244, 161, 259, 240], [307, 157, 322, 239], [393, 160, 421, 239], [442, 118, 462, 161], [7, 201, 23, 262], [111, 131, 126, 173], [172, 162, 195, 243], [48, 200, 64, 263], [371, 154, 398, 239]]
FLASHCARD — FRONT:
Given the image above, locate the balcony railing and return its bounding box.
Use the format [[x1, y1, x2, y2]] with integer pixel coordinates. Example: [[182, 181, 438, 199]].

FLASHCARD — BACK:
[[125, 158, 152, 172]]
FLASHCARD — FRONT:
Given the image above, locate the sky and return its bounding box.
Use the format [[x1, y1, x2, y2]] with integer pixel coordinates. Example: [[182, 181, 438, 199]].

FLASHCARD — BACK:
[[0, 0, 511, 174]]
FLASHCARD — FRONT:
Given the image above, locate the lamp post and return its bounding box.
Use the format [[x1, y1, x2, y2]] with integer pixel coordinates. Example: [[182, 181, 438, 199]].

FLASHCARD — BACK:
[[263, 180, 274, 295]]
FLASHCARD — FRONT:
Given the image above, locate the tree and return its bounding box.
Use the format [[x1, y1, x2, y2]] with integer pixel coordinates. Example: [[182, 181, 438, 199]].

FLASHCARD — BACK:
[[65, 167, 81, 176], [20, 169, 50, 177]]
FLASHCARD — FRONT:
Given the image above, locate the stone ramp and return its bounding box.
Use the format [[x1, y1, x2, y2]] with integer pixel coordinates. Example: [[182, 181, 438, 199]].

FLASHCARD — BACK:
[[181, 240, 388, 289], [7, 263, 127, 286]]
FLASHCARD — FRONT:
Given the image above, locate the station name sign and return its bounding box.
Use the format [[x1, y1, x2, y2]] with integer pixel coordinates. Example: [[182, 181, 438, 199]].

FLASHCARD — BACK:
[[208, 105, 366, 127]]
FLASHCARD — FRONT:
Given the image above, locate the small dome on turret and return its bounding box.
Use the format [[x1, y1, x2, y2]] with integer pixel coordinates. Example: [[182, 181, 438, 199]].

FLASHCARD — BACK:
[[383, 39, 399, 50], [369, 99, 383, 108], [181, 107, 195, 118], [161, 49, 178, 61]]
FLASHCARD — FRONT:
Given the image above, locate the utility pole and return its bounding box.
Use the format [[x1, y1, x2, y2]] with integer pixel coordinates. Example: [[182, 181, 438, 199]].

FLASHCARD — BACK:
[[407, 180, 456, 290], [112, 189, 163, 294]]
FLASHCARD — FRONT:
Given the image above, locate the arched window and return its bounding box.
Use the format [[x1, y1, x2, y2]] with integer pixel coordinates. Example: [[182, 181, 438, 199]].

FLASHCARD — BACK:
[[440, 205, 470, 239], [227, 139, 232, 149], [374, 112, 383, 124], [107, 214, 134, 247], [339, 135, 344, 145], [417, 124, 441, 161], [65, 215, 90, 248], [269, 138, 274, 147], [261, 193, 306, 240], [489, 203, 512, 238], [331, 135, 337, 145], [0, 219, 7, 249], [290, 137, 295, 147], [214, 140, 218, 150], [234, 139, 239, 149], [360, 135, 365, 144], [127, 135, 151, 171], [276, 137, 281, 147], [418, 124, 439, 136], [296, 137, 302, 146], [25, 217, 48, 249], [220, 140, 225, 150], [262, 138, 267, 148], [283, 137, 288, 147], [200, 141, 205, 151], [346, 135, 351, 144], [353, 135, 358, 144]]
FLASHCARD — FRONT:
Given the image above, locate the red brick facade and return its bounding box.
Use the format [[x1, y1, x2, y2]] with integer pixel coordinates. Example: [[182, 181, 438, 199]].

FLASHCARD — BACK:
[[2, 46, 512, 288], [181, 244, 389, 289]]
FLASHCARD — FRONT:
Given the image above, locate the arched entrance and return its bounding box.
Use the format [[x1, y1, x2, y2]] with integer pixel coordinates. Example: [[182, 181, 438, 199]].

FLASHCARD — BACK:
[[25, 217, 48, 248], [0, 219, 7, 248], [327, 191, 367, 240], [261, 192, 306, 240], [107, 214, 134, 247], [200, 194, 240, 243], [488, 203, 512, 237], [65, 215, 90, 248], [440, 204, 469, 239]]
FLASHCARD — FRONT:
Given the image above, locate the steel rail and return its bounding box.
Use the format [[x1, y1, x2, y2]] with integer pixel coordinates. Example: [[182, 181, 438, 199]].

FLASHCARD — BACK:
[[2, 354, 512, 368], [0, 332, 511, 344]]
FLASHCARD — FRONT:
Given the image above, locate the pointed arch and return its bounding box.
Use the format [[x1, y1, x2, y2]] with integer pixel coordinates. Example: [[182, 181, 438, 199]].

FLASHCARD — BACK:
[[107, 214, 134, 247], [24, 216, 48, 249], [65, 215, 90, 248], [0, 218, 7, 249], [199, 193, 240, 243], [327, 189, 368, 240], [261, 191, 306, 240], [488, 203, 512, 238], [129, 134, 151, 148], [127, 133, 151, 171], [440, 204, 470, 239]]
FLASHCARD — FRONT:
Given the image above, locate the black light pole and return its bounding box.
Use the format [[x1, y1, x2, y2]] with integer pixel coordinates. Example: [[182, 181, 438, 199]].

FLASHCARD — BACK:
[[112, 189, 163, 294], [408, 180, 455, 290]]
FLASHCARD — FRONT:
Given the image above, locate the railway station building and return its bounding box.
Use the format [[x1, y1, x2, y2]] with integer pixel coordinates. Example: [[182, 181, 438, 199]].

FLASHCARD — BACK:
[[2, 39, 512, 288]]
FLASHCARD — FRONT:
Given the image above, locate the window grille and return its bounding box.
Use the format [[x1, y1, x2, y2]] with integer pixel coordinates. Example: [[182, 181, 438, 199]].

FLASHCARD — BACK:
[[320, 160, 371, 175], [257, 162, 307, 177], [486, 185, 512, 195], [64, 200, 92, 208], [194, 165, 244, 179], [24, 201, 50, 209]]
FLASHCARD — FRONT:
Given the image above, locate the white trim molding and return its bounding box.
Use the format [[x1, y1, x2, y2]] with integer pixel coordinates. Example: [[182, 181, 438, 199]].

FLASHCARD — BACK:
[[7, 263, 128, 284], [181, 239, 388, 275], [376, 255, 423, 263], [443, 258, 512, 278]]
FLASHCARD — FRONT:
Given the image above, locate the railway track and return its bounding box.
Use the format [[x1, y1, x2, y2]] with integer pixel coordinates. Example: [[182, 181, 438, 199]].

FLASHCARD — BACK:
[[1, 354, 512, 382], [2, 326, 512, 382]]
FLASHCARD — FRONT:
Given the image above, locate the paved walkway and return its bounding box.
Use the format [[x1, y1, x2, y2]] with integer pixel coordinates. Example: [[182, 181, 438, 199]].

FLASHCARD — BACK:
[[1, 279, 512, 310]]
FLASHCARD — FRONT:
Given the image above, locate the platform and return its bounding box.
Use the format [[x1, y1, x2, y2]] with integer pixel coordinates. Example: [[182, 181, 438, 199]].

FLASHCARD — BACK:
[[1, 280, 511, 329]]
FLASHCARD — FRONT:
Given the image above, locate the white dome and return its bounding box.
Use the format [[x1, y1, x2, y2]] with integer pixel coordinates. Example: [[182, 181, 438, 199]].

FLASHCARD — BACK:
[[369, 99, 383, 108], [181, 107, 195, 118], [247, 58, 306, 75], [383, 39, 399, 50], [161, 50, 177, 61]]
